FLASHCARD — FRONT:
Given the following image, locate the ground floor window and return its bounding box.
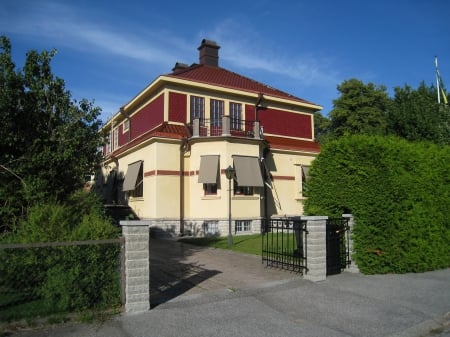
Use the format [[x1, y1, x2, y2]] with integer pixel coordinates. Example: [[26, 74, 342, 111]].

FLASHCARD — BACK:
[[203, 183, 217, 195], [235, 220, 252, 233], [233, 180, 253, 195], [203, 221, 219, 235]]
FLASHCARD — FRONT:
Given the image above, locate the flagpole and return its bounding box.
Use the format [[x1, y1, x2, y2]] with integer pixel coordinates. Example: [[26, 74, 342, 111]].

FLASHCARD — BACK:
[[435, 56, 441, 104]]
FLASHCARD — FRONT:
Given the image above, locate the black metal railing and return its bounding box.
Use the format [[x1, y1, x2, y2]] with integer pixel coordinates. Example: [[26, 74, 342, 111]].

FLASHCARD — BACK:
[[188, 118, 257, 138], [262, 218, 308, 274]]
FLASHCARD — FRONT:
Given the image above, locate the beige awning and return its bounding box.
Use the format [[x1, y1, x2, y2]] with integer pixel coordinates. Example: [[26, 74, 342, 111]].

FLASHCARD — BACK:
[[123, 161, 143, 191], [302, 165, 310, 179], [198, 155, 219, 184], [233, 155, 264, 187]]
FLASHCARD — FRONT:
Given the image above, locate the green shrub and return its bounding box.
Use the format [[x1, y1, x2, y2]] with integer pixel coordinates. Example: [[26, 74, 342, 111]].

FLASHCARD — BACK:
[[304, 135, 450, 274], [0, 191, 121, 317]]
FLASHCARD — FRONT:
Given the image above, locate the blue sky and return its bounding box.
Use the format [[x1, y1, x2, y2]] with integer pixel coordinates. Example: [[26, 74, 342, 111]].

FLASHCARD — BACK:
[[1, 0, 449, 123]]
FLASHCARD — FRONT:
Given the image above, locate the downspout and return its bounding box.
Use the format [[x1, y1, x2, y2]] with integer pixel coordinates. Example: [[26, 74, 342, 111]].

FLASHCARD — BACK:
[[179, 138, 190, 236]]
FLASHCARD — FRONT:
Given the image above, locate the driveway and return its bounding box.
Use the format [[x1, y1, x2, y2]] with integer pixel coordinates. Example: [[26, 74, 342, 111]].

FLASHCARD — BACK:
[[149, 238, 298, 307]]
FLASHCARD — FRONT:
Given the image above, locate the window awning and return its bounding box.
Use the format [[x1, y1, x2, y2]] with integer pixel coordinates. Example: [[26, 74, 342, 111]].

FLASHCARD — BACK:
[[198, 155, 219, 184], [123, 161, 143, 191], [302, 165, 310, 179], [233, 155, 264, 187]]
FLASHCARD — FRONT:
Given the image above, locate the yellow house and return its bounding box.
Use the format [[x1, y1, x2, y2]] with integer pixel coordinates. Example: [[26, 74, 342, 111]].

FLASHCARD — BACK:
[[99, 39, 322, 237]]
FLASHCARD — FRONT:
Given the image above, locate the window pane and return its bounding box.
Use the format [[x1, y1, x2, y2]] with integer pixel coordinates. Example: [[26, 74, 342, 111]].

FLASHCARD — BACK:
[[210, 99, 223, 126], [191, 96, 205, 123], [230, 102, 241, 130]]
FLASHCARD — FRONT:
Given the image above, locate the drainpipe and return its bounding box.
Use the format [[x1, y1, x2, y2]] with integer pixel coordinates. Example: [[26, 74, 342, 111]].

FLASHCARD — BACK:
[[179, 138, 190, 236]]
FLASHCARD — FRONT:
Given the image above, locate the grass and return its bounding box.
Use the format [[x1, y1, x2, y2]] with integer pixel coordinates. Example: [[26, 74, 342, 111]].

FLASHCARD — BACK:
[[179, 234, 263, 256]]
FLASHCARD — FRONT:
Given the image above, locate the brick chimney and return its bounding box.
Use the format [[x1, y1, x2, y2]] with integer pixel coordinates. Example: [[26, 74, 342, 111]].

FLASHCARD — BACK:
[[198, 39, 220, 67]]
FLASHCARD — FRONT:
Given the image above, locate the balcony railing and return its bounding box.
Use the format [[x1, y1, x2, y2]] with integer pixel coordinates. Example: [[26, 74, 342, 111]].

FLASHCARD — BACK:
[[189, 116, 262, 139]]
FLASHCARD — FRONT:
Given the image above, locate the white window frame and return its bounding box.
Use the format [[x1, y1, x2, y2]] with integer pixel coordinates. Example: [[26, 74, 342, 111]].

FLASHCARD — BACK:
[[235, 220, 252, 233]]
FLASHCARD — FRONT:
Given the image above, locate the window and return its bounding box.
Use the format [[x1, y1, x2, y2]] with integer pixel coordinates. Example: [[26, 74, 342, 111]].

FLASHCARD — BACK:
[[130, 164, 143, 198], [123, 161, 143, 198], [190, 96, 205, 125], [123, 119, 130, 132], [302, 165, 310, 194], [235, 220, 251, 233], [198, 155, 220, 196], [113, 127, 119, 150], [105, 132, 111, 154], [234, 180, 253, 195], [294, 165, 310, 199], [210, 99, 223, 127], [203, 221, 219, 236], [203, 183, 218, 195], [230, 102, 242, 130]]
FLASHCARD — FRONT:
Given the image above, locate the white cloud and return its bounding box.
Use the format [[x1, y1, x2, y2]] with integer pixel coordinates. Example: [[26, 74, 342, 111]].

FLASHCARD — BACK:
[[207, 18, 341, 87]]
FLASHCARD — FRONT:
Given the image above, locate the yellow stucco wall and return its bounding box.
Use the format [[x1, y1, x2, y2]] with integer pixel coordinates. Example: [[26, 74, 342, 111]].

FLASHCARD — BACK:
[[265, 150, 316, 217]]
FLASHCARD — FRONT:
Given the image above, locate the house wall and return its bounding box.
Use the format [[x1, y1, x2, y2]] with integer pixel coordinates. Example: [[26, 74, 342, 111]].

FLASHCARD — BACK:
[[168, 91, 187, 123], [184, 139, 262, 220], [265, 150, 316, 217], [130, 94, 165, 140], [258, 107, 313, 140]]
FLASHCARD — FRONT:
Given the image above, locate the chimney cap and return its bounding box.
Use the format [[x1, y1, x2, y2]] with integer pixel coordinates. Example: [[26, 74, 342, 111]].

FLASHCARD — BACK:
[[172, 62, 190, 72], [198, 39, 220, 67], [198, 39, 220, 49]]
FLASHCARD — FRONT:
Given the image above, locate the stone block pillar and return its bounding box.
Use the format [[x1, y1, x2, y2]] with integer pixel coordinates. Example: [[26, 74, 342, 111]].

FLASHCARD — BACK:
[[121, 220, 151, 313], [342, 214, 360, 273], [302, 216, 328, 282]]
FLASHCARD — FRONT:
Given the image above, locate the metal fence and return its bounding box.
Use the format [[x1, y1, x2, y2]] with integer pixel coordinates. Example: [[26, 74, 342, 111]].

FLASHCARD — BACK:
[[262, 218, 308, 274], [0, 238, 124, 323]]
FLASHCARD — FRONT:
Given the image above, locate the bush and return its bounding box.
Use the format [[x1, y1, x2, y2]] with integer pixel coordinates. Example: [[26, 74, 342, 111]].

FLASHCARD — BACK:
[[304, 135, 450, 274], [0, 191, 121, 316]]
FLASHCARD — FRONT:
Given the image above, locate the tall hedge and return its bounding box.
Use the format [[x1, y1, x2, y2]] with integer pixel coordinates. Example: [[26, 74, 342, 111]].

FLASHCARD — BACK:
[[304, 135, 450, 274]]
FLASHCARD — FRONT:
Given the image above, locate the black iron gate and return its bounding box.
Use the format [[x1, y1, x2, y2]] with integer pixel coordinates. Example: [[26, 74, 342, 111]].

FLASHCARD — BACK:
[[262, 218, 308, 274], [326, 218, 351, 275]]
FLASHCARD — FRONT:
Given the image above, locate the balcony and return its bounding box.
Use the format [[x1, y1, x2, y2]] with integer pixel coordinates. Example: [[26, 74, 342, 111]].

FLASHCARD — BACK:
[[189, 116, 262, 139]]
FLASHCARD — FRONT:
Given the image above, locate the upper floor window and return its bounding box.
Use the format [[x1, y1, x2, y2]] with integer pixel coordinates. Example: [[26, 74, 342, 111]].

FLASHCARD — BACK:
[[123, 119, 130, 132], [113, 127, 119, 150], [190, 96, 205, 125], [210, 99, 224, 127], [230, 102, 242, 130], [105, 132, 111, 154]]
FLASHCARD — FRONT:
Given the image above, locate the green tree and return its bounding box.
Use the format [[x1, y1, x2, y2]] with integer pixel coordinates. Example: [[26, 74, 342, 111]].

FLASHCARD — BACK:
[[313, 111, 331, 144], [328, 79, 390, 138], [387, 82, 450, 144], [0, 36, 105, 230]]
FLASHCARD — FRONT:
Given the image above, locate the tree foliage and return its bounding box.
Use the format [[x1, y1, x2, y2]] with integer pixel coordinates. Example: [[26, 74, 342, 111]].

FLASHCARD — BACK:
[[304, 135, 450, 274], [328, 78, 390, 138], [0, 36, 105, 229], [315, 78, 449, 145], [387, 82, 450, 144]]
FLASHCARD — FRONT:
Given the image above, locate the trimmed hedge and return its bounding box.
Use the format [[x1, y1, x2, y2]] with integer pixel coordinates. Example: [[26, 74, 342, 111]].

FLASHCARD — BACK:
[[304, 135, 450, 274]]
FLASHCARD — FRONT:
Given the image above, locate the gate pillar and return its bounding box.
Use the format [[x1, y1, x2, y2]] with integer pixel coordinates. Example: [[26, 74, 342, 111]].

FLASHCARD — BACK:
[[301, 216, 328, 282], [121, 220, 151, 313]]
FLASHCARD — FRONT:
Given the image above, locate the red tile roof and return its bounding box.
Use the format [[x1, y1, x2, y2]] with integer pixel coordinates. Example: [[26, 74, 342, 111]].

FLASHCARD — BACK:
[[166, 64, 318, 107], [110, 123, 190, 157], [264, 135, 320, 153]]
